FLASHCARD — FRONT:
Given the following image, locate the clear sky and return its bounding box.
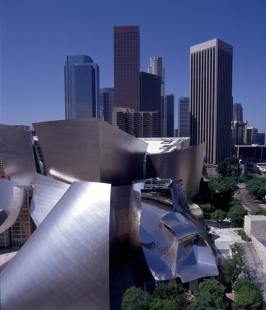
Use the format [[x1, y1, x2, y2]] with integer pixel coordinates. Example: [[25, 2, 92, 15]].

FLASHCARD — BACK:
[[1, 0, 266, 134]]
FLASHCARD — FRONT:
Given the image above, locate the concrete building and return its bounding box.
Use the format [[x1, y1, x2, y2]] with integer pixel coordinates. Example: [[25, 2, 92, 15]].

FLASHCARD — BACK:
[[190, 38, 233, 164], [148, 56, 165, 135], [64, 55, 100, 119], [113, 26, 140, 110], [100, 88, 114, 124], [165, 94, 175, 137], [178, 97, 190, 137], [233, 103, 243, 122], [231, 121, 248, 145]]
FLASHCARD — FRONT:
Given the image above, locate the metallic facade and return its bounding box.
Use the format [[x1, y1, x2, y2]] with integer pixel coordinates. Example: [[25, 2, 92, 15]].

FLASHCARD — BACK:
[[30, 173, 70, 226], [0, 124, 36, 184], [114, 26, 140, 110], [1, 181, 111, 310], [129, 180, 218, 286], [0, 180, 28, 234], [190, 38, 233, 164], [33, 118, 148, 186], [146, 142, 206, 199]]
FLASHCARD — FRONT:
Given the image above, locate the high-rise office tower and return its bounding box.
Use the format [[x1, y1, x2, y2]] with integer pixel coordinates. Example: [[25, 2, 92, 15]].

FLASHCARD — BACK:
[[148, 56, 165, 135], [64, 55, 100, 119], [139, 72, 161, 135], [165, 95, 175, 137], [100, 88, 114, 124], [247, 127, 258, 145], [113, 26, 140, 110], [178, 97, 190, 137], [233, 103, 243, 122], [190, 39, 233, 164]]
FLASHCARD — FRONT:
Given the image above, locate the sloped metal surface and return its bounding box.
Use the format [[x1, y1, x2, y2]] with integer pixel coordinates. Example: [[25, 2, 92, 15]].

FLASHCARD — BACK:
[[0, 124, 36, 184], [130, 179, 218, 284], [146, 142, 206, 199], [0, 180, 28, 234], [30, 173, 70, 226], [33, 118, 147, 186], [1, 181, 111, 310]]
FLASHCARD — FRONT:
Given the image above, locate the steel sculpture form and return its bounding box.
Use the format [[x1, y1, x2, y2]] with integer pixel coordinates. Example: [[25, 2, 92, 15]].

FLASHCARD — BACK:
[[33, 118, 148, 186], [1, 181, 111, 310], [0, 124, 36, 184], [145, 142, 206, 199], [129, 179, 218, 285], [30, 173, 70, 226], [0, 180, 29, 234]]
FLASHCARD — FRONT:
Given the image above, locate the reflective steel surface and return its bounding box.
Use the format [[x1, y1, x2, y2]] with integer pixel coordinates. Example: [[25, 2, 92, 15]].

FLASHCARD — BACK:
[[0, 180, 28, 234], [0, 124, 36, 184], [33, 118, 148, 186], [146, 142, 206, 199], [30, 173, 70, 226], [129, 179, 218, 284], [1, 181, 111, 310]]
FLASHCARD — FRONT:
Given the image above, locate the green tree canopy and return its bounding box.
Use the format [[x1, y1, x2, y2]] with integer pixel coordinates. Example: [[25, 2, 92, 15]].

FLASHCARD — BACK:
[[227, 204, 247, 222], [199, 203, 216, 219], [152, 283, 188, 309], [223, 243, 246, 284], [188, 279, 226, 310], [232, 280, 263, 309], [148, 299, 176, 310], [246, 178, 266, 200], [208, 177, 238, 195], [217, 157, 241, 177], [210, 209, 227, 221], [250, 208, 266, 216], [121, 286, 152, 310]]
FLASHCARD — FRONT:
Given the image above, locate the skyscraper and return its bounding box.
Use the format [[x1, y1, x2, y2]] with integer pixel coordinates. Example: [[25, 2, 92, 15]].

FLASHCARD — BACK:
[[64, 55, 100, 119], [100, 88, 114, 124], [233, 103, 243, 122], [148, 56, 165, 135], [139, 72, 161, 135], [178, 97, 190, 137], [190, 39, 233, 164], [165, 95, 175, 137], [113, 26, 140, 110]]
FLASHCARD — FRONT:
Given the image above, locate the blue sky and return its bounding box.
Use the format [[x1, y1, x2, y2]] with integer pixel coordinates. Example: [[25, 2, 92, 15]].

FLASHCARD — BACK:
[[1, 0, 266, 134]]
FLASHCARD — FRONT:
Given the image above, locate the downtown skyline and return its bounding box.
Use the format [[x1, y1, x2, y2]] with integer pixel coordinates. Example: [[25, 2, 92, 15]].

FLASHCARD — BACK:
[[1, 0, 266, 134]]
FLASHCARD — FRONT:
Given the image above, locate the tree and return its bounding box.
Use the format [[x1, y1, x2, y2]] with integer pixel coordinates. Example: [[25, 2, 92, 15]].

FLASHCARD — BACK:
[[199, 203, 216, 219], [232, 280, 263, 309], [227, 204, 247, 222], [217, 157, 241, 177], [250, 208, 266, 216], [188, 279, 226, 310], [223, 243, 246, 284], [208, 177, 238, 195], [152, 283, 188, 309], [121, 286, 152, 310], [149, 299, 176, 310], [246, 178, 266, 200], [210, 209, 226, 221]]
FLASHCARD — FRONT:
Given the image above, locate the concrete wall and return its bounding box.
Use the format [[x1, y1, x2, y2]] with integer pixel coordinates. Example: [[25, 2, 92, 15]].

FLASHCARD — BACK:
[[244, 215, 266, 239], [251, 236, 266, 269]]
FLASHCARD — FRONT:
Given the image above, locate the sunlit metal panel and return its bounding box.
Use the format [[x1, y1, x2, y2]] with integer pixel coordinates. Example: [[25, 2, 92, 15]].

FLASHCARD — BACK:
[[0, 124, 36, 184], [146, 142, 206, 199], [1, 181, 111, 310], [33, 118, 147, 186], [30, 173, 70, 226]]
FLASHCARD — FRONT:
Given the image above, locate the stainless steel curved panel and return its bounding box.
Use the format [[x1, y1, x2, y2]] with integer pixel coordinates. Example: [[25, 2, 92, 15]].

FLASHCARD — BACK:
[[1, 181, 111, 310], [0, 180, 27, 234], [33, 119, 147, 186], [129, 179, 218, 284], [30, 173, 70, 226], [146, 142, 206, 199], [0, 124, 36, 184]]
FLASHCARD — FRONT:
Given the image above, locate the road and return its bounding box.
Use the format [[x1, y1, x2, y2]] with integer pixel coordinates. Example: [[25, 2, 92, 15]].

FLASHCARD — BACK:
[[234, 183, 266, 212]]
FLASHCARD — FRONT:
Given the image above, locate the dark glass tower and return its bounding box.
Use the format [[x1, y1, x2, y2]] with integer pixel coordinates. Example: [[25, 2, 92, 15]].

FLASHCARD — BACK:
[[64, 55, 100, 120], [165, 94, 175, 137], [190, 39, 233, 164], [100, 88, 114, 124], [233, 103, 243, 122], [178, 97, 190, 137], [114, 26, 140, 110]]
